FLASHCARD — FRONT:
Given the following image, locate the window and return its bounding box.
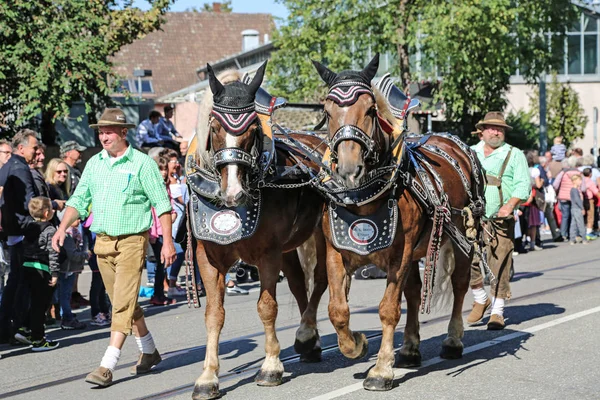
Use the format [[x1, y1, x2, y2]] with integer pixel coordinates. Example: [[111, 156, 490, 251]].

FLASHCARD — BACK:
[[584, 35, 598, 74], [518, 10, 599, 79], [132, 79, 154, 94], [568, 34, 582, 74]]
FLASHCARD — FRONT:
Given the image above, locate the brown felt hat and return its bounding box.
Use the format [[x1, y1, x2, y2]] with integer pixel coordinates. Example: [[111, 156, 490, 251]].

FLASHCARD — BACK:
[[471, 127, 482, 136], [90, 108, 136, 129], [475, 111, 512, 131]]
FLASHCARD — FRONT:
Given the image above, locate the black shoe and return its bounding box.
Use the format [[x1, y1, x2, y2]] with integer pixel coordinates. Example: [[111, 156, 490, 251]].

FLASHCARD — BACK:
[[553, 236, 565, 243]]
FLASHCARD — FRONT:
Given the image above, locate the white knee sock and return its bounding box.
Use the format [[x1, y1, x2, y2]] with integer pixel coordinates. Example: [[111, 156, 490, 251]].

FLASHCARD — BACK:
[[472, 288, 488, 305], [135, 332, 156, 354], [491, 297, 505, 317], [100, 346, 121, 370]]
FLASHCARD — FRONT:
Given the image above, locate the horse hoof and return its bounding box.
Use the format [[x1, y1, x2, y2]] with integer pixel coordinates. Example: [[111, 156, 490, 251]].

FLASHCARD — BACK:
[[363, 376, 393, 391], [299, 347, 322, 363], [255, 369, 283, 387], [192, 383, 220, 400], [294, 336, 318, 356], [440, 344, 463, 359], [395, 350, 421, 368], [354, 331, 369, 359]]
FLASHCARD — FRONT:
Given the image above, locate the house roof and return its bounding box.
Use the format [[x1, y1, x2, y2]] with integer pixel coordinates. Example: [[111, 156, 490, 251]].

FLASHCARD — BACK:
[[111, 12, 274, 99]]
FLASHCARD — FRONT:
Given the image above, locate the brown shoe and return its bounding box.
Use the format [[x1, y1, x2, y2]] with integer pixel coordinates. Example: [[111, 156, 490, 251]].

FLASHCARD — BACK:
[[466, 298, 492, 325], [130, 349, 162, 375], [487, 314, 505, 330], [85, 366, 113, 387]]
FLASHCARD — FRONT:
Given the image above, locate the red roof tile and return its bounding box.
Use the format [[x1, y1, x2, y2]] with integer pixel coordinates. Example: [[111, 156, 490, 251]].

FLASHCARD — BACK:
[[112, 12, 273, 98]]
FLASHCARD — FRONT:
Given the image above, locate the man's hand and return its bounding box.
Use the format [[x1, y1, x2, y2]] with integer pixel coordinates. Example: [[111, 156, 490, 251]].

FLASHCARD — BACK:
[[52, 228, 66, 252], [49, 276, 58, 287], [497, 203, 514, 218], [55, 200, 66, 211], [161, 239, 176, 266]]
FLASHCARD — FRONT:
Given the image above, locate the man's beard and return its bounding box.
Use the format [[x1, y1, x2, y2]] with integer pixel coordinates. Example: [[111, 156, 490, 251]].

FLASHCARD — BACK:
[[486, 137, 503, 148]]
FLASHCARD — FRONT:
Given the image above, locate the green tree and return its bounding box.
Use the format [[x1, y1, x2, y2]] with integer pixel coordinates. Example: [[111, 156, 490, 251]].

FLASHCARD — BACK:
[[504, 110, 539, 150], [269, 0, 577, 139], [0, 0, 173, 143], [200, 1, 233, 12], [529, 74, 588, 148]]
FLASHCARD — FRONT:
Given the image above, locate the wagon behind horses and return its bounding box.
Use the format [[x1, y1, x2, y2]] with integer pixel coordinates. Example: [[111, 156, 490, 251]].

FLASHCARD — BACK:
[[184, 63, 328, 399], [312, 54, 485, 391]]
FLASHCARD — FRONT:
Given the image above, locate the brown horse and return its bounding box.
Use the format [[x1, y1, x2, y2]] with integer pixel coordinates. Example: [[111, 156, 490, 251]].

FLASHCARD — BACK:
[[187, 63, 328, 399], [312, 54, 485, 391]]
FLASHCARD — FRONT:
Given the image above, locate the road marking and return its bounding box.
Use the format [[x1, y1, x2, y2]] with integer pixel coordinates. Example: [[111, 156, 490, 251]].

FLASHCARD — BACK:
[[309, 305, 600, 400]]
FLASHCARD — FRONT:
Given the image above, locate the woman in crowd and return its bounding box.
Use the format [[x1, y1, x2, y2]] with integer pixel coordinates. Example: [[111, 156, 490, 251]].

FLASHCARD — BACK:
[[45, 158, 71, 207]]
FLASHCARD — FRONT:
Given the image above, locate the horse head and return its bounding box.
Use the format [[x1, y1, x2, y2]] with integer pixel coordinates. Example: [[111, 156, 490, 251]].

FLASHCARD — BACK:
[[313, 54, 385, 189], [207, 61, 267, 207]]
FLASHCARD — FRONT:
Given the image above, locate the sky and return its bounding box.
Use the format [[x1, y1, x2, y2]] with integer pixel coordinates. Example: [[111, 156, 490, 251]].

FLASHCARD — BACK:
[[132, 0, 289, 20]]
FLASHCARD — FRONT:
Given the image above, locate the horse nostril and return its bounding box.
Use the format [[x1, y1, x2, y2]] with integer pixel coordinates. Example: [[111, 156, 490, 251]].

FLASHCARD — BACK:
[[234, 192, 244, 202]]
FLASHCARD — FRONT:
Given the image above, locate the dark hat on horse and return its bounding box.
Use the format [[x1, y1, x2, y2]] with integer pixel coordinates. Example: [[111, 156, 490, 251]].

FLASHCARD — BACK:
[[207, 61, 266, 135], [312, 53, 380, 88], [475, 112, 512, 131], [90, 108, 136, 129]]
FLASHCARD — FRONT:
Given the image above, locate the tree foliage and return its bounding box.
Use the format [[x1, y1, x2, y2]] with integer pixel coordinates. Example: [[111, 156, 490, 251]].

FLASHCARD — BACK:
[[529, 73, 588, 148], [269, 0, 577, 139], [504, 110, 539, 150], [0, 0, 172, 142], [201, 1, 232, 12]]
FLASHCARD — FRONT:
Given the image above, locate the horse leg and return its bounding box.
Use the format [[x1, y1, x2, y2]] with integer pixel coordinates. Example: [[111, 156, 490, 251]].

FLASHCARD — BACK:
[[395, 261, 422, 368], [281, 250, 320, 362], [364, 247, 413, 391], [193, 243, 227, 400], [255, 250, 285, 386], [326, 242, 368, 360], [294, 230, 329, 362], [440, 244, 468, 359]]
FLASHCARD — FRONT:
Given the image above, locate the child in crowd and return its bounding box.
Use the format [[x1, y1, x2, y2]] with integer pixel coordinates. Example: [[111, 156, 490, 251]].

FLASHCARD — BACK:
[[58, 219, 89, 330], [84, 214, 111, 326], [582, 168, 599, 241], [569, 174, 587, 245], [16, 197, 60, 351], [148, 157, 176, 306], [551, 136, 567, 162]]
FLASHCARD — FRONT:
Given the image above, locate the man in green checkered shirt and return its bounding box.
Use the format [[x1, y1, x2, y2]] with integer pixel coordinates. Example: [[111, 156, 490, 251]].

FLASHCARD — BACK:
[[52, 108, 176, 387], [467, 112, 531, 331]]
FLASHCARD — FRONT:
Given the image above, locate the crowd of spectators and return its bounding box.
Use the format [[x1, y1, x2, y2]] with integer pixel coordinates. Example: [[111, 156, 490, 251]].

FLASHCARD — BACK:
[[515, 137, 600, 253]]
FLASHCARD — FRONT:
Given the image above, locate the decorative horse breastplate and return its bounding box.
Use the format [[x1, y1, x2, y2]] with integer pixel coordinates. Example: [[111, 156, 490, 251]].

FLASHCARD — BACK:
[[189, 192, 262, 245], [329, 202, 399, 256]]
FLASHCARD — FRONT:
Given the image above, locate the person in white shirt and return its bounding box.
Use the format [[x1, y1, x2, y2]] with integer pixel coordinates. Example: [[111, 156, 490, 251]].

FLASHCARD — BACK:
[[136, 111, 162, 149]]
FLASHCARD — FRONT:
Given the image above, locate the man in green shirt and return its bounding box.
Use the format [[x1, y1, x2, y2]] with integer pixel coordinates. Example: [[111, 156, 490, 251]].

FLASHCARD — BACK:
[[468, 112, 531, 330], [52, 108, 176, 387]]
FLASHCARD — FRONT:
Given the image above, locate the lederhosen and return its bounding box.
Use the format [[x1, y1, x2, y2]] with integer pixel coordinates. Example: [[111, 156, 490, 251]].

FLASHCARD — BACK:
[[470, 147, 514, 299]]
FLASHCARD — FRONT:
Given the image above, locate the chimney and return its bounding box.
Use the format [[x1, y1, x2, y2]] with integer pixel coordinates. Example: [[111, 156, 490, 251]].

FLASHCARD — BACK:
[[213, 2, 221, 12]]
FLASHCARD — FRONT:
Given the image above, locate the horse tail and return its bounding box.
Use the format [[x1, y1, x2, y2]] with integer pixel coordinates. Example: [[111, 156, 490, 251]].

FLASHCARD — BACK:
[[296, 234, 317, 298], [430, 239, 455, 312]]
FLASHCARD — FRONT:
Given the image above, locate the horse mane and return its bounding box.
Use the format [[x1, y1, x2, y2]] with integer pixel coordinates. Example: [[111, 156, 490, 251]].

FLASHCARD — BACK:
[[372, 86, 404, 135], [195, 68, 244, 167]]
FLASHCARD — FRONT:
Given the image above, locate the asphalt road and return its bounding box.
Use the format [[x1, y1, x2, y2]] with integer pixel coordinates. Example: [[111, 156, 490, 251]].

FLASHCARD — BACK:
[[1, 236, 599, 400]]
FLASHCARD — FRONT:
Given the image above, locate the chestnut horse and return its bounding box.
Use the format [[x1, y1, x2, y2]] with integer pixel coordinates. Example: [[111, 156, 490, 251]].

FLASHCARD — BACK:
[[187, 63, 328, 399], [312, 54, 485, 391]]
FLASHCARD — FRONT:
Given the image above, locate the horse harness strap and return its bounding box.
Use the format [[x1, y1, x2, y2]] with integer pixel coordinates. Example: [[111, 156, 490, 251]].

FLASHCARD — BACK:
[[485, 146, 513, 205]]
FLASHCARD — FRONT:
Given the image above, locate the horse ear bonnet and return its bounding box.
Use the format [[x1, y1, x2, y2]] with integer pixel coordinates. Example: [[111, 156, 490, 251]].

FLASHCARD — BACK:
[[320, 54, 380, 107]]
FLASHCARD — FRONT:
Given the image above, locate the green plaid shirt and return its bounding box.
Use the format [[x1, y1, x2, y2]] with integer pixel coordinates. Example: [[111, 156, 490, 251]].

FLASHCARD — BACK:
[[67, 146, 172, 236], [472, 141, 531, 218]]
